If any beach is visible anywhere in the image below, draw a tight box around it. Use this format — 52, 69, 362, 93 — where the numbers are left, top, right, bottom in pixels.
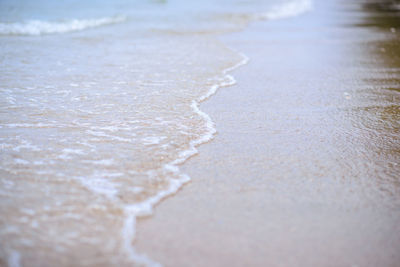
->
0, 0, 399, 266
135, 1, 400, 266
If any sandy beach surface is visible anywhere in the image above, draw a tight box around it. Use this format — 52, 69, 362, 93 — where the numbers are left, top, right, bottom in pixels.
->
1, 0, 399, 266
135, 1, 400, 266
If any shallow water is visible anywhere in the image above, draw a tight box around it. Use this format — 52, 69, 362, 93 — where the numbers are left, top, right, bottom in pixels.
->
0, 0, 313, 266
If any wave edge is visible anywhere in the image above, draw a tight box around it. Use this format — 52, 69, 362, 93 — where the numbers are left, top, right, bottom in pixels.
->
0, 16, 126, 36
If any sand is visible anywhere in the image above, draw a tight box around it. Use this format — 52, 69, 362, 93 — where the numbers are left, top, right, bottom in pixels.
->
134, 1, 400, 266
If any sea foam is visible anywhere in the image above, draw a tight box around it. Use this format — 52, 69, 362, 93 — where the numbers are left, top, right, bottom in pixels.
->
0, 16, 126, 36
257, 0, 313, 20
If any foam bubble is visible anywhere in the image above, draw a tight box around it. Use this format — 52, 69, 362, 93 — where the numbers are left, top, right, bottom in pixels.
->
142, 136, 166, 145
14, 159, 29, 165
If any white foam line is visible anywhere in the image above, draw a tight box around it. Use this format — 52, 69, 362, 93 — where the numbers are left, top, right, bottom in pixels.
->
121, 50, 249, 266
0, 16, 126, 36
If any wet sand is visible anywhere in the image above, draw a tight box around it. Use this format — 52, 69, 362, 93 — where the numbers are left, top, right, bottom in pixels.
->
135, 1, 400, 266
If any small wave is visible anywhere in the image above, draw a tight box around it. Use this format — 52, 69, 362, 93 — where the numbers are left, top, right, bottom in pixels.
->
0, 16, 126, 36
121, 50, 249, 266
257, 0, 312, 20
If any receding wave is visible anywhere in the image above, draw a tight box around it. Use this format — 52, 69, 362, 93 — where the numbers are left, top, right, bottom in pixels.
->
0, 16, 126, 36
257, 0, 312, 20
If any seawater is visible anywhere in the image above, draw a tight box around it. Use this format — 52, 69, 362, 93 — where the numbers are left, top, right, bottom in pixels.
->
0, 0, 312, 266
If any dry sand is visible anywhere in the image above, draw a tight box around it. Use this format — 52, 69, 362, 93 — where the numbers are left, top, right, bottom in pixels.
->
135, 1, 400, 266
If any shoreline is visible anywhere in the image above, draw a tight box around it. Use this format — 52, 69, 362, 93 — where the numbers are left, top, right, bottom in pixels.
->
134, 0, 400, 266
122, 49, 249, 266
